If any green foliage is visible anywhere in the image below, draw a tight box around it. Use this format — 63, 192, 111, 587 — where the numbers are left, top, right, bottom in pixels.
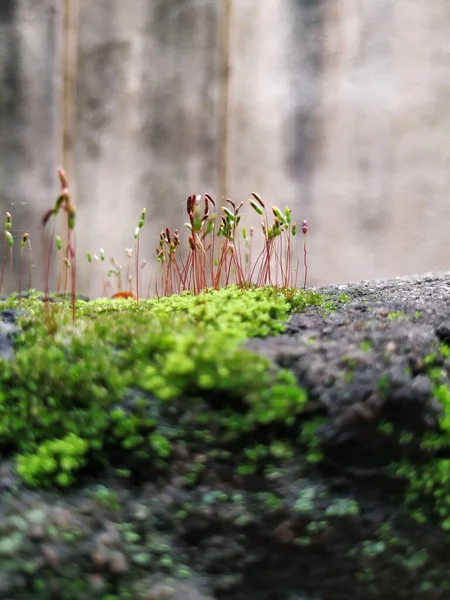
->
324, 498, 360, 518
317, 292, 351, 315
17, 434, 88, 487
88, 485, 121, 511
298, 417, 326, 464
387, 311, 406, 320
391, 343, 450, 529
359, 340, 372, 352
0, 286, 321, 487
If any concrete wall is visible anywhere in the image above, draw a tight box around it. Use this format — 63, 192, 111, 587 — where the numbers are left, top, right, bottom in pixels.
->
2, 0, 450, 296
0, 0, 61, 290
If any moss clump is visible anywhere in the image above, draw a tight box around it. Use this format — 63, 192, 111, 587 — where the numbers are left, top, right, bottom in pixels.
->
386, 311, 407, 320
390, 343, 450, 529
17, 434, 88, 487
0, 285, 321, 487
360, 340, 372, 352
316, 292, 351, 316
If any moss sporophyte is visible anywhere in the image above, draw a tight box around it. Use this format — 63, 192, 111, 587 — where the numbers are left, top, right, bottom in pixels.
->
2, 169, 311, 310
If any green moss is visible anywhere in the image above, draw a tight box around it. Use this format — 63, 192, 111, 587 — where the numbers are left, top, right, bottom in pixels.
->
293, 486, 319, 514
399, 431, 415, 445
360, 540, 386, 556
359, 340, 372, 352
256, 492, 283, 511
88, 485, 121, 512
298, 418, 326, 464
343, 371, 354, 383
377, 374, 390, 399
305, 520, 328, 534
0, 286, 321, 487
319, 292, 351, 315
377, 421, 394, 436
389, 343, 450, 529
387, 311, 406, 320
324, 498, 359, 518
17, 434, 88, 487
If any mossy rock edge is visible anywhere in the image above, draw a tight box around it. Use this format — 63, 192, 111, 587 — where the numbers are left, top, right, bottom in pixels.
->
0, 277, 450, 598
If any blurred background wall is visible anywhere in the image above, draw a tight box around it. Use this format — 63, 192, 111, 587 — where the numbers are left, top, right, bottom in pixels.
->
2, 0, 450, 297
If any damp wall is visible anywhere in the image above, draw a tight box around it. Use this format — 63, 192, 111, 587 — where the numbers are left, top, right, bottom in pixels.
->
2, 0, 450, 296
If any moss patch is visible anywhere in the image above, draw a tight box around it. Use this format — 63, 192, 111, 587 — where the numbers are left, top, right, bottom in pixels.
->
389, 343, 450, 529
0, 286, 321, 487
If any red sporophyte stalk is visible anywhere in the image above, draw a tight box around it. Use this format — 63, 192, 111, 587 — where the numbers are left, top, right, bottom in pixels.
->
18, 233, 29, 300
204, 194, 217, 285
186, 194, 208, 293
154, 193, 308, 295
242, 225, 255, 282
6, 230, 14, 297
0, 212, 12, 296
86, 193, 307, 300
213, 199, 246, 289
26, 234, 34, 294
248, 195, 293, 288
124, 247, 132, 293
42, 167, 77, 324
134, 208, 146, 303
248, 193, 271, 286
301, 219, 308, 290
158, 227, 184, 296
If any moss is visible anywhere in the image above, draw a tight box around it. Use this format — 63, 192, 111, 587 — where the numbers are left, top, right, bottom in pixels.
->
388, 343, 450, 529
0, 286, 322, 487
343, 371, 354, 383
359, 340, 372, 352
377, 421, 394, 436
293, 486, 319, 514
324, 498, 359, 518
377, 374, 390, 399
298, 418, 326, 464
305, 520, 328, 535
88, 485, 121, 512
17, 434, 88, 487
347, 519, 441, 596
319, 292, 351, 315
386, 311, 407, 320
256, 492, 283, 511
